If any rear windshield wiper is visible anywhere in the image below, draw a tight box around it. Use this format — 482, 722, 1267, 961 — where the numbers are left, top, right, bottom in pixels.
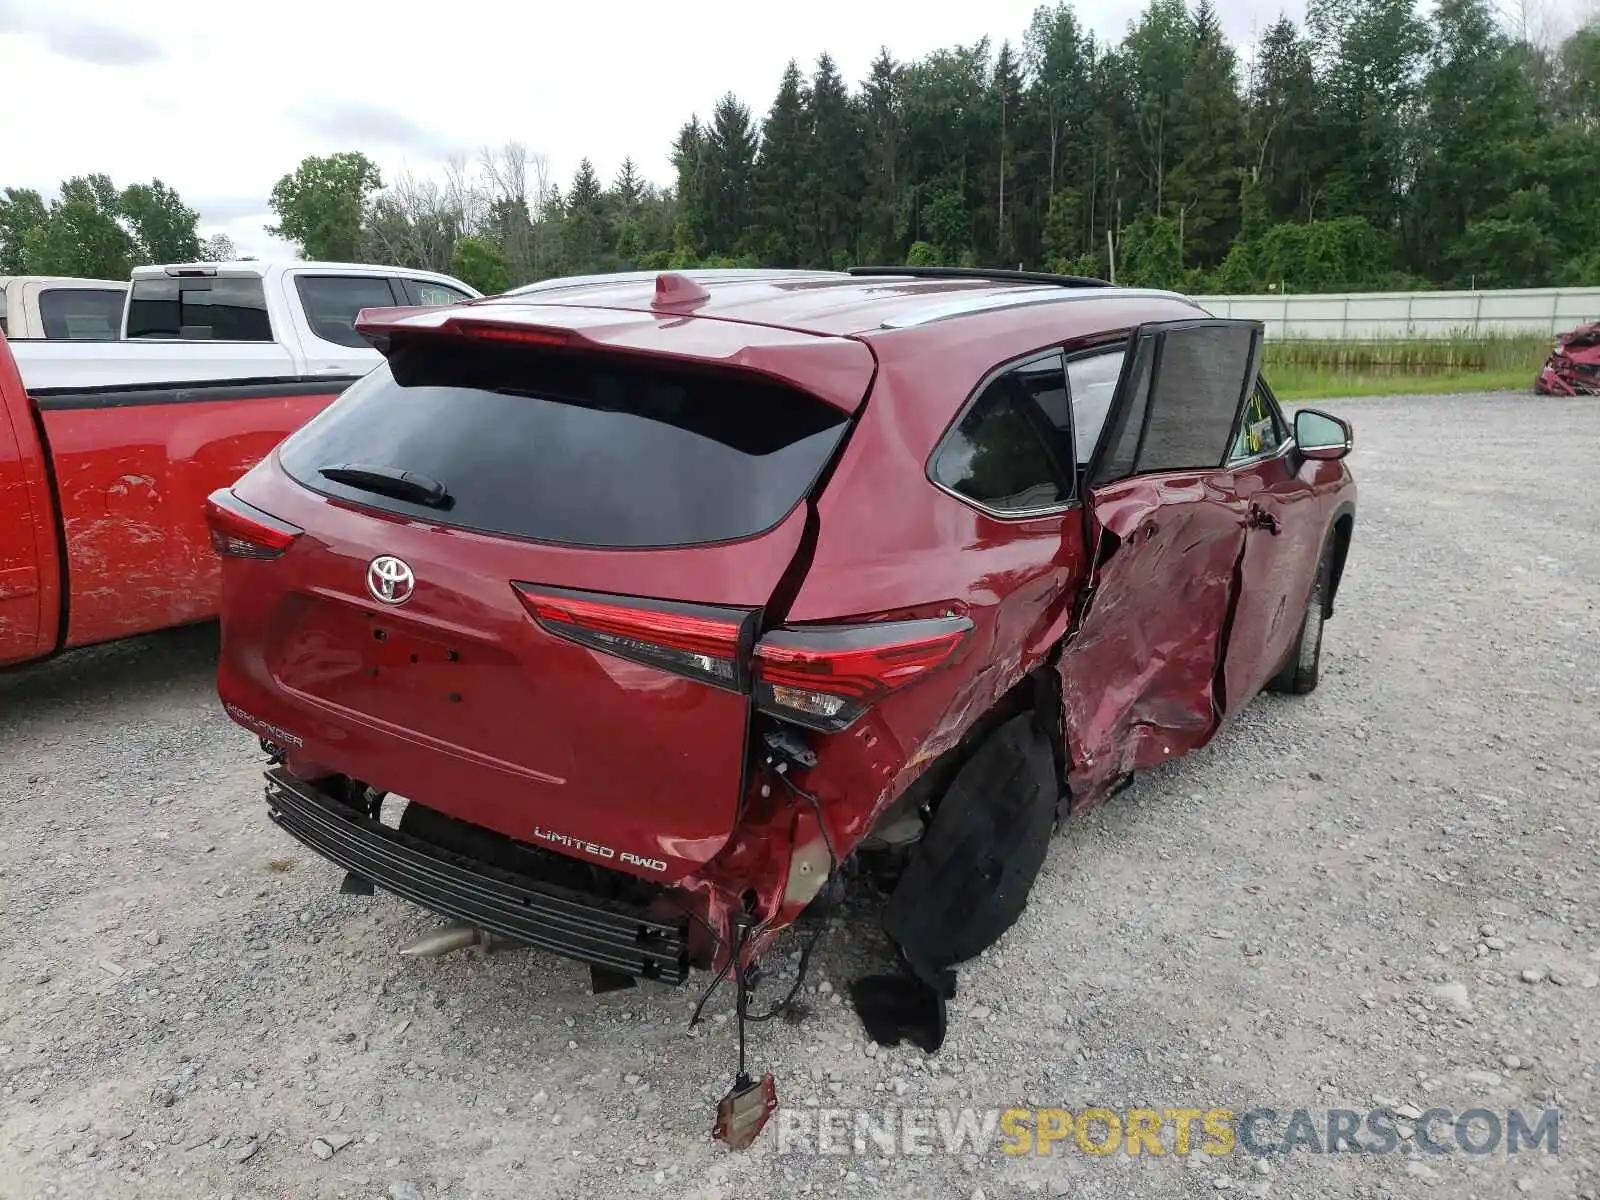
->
318, 463, 454, 509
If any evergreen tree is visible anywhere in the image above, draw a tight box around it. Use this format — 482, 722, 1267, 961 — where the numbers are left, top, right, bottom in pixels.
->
750, 61, 811, 266
803, 53, 865, 267
707, 93, 759, 253
670, 117, 712, 258
1246, 17, 1321, 222
859, 48, 905, 264
1168, 0, 1245, 266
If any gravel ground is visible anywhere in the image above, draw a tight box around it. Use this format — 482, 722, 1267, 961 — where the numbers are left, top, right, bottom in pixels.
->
2, 389, 1597, 1200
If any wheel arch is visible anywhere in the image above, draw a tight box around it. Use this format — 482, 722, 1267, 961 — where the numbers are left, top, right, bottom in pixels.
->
1325, 501, 1356, 619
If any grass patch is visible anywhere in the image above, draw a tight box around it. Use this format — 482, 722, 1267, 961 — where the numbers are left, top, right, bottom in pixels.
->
1262, 334, 1547, 400
1269, 366, 1536, 400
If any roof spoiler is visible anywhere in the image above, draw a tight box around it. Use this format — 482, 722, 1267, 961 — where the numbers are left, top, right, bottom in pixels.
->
351, 302, 877, 415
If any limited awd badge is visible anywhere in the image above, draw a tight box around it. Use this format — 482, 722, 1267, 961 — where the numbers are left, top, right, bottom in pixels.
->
367, 555, 415, 605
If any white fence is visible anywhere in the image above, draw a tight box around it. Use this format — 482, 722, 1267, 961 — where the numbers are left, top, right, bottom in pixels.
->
1190, 286, 1599, 339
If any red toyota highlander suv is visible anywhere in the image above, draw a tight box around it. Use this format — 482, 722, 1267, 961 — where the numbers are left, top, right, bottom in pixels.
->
208, 267, 1354, 1143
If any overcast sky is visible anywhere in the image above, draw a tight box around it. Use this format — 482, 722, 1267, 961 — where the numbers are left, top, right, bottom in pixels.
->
0, 0, 1316, 259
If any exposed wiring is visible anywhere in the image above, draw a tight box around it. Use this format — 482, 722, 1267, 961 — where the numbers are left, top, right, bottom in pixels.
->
689, 759, 842, 1027
742, 768, 840, 1023
689, 947, 736, 1026
744, 922, 825, 1023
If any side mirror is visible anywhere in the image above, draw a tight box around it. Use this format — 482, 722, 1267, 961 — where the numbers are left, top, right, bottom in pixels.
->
1295, 409, 1353, 461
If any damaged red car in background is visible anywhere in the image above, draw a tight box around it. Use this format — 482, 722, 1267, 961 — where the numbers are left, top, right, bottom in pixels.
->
206, 267, 1357, 1147
1536, 322, 1600, 395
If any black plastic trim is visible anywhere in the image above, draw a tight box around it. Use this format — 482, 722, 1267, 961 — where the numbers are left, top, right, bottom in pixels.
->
848, 266, 1112, 289
264, 769, 690, 984
30, 375, 363, 411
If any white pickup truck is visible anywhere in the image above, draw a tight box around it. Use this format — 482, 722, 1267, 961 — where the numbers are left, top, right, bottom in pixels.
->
10, 260, 480, 392
0, 276, 128, 341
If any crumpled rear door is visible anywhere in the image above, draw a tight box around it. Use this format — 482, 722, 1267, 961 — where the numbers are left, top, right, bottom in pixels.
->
1057, 318, 1265, 808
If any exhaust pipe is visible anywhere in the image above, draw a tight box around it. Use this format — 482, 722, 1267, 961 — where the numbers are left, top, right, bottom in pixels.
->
398, 922, 495, 958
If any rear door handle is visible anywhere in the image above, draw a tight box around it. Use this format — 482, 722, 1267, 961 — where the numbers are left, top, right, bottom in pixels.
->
1247, 505, 1282, 535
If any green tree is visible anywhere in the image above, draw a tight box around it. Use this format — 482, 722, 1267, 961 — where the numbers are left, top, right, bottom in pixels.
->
22, 176, 134, 279
803, 53, 865, 267
1304, 0, 1429, 231
1245, 16, 1321, 222
564, 157, 613, 272
1168, 0, 1245, 266
859, 48, 906, 264
199, 233, 238, 261
670, 117, 712, 259
612, 156, 645, 217
0, 187, 48, 274
1410, 0, 1541, 278
706, 93, 759, 254
120, 179, 201, 264
267, 152, 383, 260
750, 61, 811, 266
1118, 214, 1182, 287
450, 235, 510, 294
1122, 0, 1192, 217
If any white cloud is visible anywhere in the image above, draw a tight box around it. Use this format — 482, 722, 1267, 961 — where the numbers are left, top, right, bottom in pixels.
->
2, 0, 1307, 259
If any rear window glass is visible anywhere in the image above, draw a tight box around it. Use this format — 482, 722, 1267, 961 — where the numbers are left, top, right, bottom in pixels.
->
126, 276, 272, 340
39, 287, 124, 339
296, 275, 401, 348
277, 339, 850, 549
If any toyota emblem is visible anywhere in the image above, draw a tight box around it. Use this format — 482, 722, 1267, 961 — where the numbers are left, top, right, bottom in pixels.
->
367, 556, 415, 605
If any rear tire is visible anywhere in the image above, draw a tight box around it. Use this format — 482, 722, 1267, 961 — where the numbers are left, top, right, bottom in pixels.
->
879, 711, 1058, 986
1267, 542, 1331, 695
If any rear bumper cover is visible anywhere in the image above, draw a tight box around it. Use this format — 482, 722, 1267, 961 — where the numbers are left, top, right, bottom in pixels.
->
264, 768, 690, 984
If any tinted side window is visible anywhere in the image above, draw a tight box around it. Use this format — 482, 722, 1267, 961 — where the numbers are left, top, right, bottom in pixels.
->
0, 290, 8, 336
1093, 338, 1154, 485
1137, 326, 1256, 472
1066, 349, 1125, 464
409, 279, 472, 306
931, 362, 1070, 513
296, 276, 402, 348
126, 277, 271, 341
39, 288, 124, 340
1092, 324, 1258, 484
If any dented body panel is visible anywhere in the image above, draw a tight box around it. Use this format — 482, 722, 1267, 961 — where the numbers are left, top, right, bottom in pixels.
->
1536, 323, 1600, 395
1057, 471, 1244, 805
0, 329, 352, 669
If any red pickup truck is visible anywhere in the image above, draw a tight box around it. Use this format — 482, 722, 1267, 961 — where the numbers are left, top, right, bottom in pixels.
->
0, 330, 354, 669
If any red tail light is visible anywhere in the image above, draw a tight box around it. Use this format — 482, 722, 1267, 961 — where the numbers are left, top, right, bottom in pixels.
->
514, 584, 757, 692
204, 489, 302, 560
753, 616, 973, 732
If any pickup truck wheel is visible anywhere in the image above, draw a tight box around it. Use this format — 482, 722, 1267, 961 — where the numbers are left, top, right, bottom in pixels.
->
1267, 542, 1332, 696
878, 710, 1058, 984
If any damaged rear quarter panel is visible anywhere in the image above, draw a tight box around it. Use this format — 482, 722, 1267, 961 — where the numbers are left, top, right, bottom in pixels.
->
779, 358, 1090, 860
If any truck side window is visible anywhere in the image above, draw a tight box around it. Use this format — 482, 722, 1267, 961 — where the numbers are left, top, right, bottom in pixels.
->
409, 279, 472, 306
296, 276, 405, 348
39, 288, 124, 340
127, 277, 272, 341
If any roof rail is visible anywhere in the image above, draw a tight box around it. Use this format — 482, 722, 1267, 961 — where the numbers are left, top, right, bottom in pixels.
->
847, 265, 1112, 289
